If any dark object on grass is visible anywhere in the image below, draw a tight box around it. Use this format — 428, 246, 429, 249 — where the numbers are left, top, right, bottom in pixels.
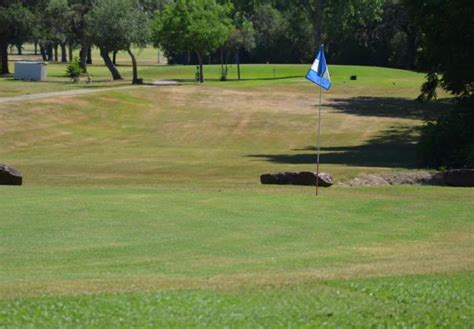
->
260, 171, 332, 187
443, 169, 474, 187
0, 164, 22, 186
350, 75, 357, 80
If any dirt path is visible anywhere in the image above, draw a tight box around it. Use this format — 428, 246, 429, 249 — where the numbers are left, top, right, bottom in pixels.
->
0, 85, 150, 104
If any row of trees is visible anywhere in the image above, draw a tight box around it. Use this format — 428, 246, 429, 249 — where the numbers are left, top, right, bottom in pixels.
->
0, 0, 472, 96
0, 0, 426, 80
0, 0, 159, 83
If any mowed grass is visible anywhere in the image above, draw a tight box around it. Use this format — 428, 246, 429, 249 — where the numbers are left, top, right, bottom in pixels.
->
1, 272, 472, 327
0, 62, 472, 327
0, 187, 473, 327
1, 44, 436, 97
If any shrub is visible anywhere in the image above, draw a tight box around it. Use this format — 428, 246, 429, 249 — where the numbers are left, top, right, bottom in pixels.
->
418, 104, 474, 169
66, 57, 82, 82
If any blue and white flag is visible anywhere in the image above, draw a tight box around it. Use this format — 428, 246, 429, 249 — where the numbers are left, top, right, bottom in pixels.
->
306, 45, 331, 90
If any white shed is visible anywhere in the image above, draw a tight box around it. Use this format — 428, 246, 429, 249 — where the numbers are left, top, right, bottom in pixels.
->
14, 61, 48, 81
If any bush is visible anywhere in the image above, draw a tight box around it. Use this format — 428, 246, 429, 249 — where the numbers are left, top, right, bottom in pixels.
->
66, 57, 82, 82
418, 104, 474, 169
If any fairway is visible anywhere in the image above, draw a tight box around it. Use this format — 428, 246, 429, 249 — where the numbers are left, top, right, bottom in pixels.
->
0, 64, 472, 327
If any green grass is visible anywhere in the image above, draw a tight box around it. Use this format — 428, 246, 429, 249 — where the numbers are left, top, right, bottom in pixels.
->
0, 60, 471, 327
1, 272, 472, 328
2, 44, 437, 97
1, 186, 472, 327
1, 186, 471, 285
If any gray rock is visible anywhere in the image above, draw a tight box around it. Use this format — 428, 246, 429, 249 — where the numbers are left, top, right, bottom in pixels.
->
444, 169, 474, 187
0, 164, 22, 186
260, 171, 332, 187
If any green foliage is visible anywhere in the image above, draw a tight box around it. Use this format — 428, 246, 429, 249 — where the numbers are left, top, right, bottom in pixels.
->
41, 0, 72, 46
86, 0, 149, 52
66, 57, 82, 82
249, 3, 287, 62
226, 17, 256, 53
417, 71, 439, 102
419, 106, 474, 168
405, 0, 474, 98
152, 0, 234, 80
0, 1, 35, 44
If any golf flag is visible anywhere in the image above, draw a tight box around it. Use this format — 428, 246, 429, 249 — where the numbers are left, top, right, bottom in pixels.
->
306, 45, 331, 90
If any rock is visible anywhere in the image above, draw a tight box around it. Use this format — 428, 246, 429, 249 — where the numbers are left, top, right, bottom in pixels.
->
382, 171, 439, 185
443, 169, 474, 187
260, 171, 333, 187
0, 164, 22, 186
260, 173, 280, 185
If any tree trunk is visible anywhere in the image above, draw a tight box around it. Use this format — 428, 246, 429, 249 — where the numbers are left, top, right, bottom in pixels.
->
310, 0, 324, 50
196, 52, 204, 83
68, 43, 73, 62
113, 50, 117, 65
236, 51, 241, 80
61, 44, 67, 62
406, 25, 418, 70
220, 48, 225, 80
0, 43, 9, 75
34, 43, 38, 55
16, 44, 22, 55
127, 48, 139, 84
79, 46, 87, 72
47, 45, 53, 62
54, 45, 58, 62
40, 45, 47, 61
86, 47, 92, 64
100, 48, 122, 80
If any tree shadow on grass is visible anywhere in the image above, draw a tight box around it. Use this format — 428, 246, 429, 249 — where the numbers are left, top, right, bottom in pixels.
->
248, 126, 421, 168
329, 96, 452, 121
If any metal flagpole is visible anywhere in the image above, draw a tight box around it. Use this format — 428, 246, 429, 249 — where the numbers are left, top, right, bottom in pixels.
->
316, 85, 322, 196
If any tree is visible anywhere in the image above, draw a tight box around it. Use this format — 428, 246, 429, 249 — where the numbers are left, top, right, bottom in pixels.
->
39, 0, 73, 63
69, 0, 94, 72
86, 0, 149, 83
404, 0, 474, 99
226, 17, 255, 80
0, 1, 34, 74
153, 0, 233, 83
298, 0, 384, 53
248, 3, 287, 63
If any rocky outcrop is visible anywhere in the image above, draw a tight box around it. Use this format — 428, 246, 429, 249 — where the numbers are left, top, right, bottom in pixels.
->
0, 164, 22, 186
338, 169, 474, 187
260, 171, 333, 187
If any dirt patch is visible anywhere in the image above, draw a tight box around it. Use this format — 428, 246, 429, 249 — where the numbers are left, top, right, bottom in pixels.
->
338, 170, 445, 187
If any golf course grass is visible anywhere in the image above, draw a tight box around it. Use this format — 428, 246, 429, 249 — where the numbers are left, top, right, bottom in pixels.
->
0, 59, 472, 327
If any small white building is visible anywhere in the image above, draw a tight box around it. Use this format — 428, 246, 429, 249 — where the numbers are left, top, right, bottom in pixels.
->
14, 61, 48, 81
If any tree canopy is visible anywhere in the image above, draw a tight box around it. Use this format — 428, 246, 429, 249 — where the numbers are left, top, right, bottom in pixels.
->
152, 0, 233, 82
86, 0, 149, 81
405, 0, 473, 99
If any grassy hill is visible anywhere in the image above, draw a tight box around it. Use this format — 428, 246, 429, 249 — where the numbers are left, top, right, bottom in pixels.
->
0, 64, 472, 327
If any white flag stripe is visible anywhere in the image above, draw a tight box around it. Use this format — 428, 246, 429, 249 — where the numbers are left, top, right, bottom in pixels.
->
311, 58, 320, 72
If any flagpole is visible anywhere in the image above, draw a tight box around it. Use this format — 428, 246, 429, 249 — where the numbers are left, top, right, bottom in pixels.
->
316, 85, 322, 196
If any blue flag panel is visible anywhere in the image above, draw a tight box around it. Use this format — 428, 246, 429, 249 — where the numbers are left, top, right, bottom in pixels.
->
306, 45, 331, 90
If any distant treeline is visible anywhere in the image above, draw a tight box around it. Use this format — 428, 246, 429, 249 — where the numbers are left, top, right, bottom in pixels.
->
168, 0, 421, 70
0, 0, 472, 98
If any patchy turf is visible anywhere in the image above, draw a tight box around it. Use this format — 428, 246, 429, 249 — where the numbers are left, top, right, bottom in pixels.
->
0, 62, 471, 326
